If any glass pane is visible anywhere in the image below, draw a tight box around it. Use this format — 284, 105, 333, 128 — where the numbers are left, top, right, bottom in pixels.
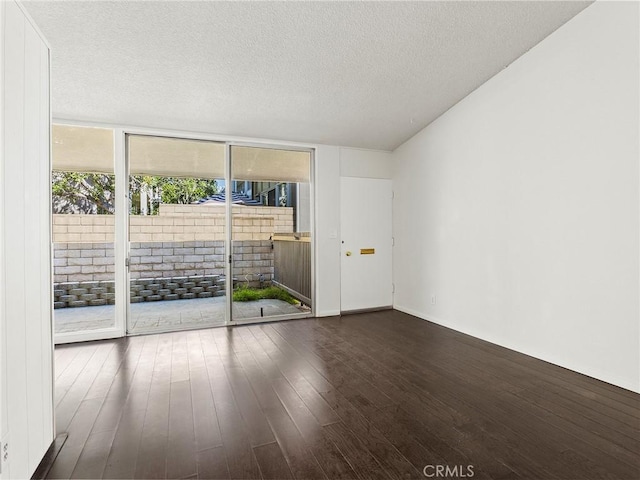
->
126, 135, 227, 334
128, 134, 225, 178
230, 146, 312, 322
231, 146, 310, 183
52, 125, 114, 173
52, 126, 116, 335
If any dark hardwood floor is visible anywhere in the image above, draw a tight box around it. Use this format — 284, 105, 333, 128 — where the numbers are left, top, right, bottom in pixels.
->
49, 310, 640, 479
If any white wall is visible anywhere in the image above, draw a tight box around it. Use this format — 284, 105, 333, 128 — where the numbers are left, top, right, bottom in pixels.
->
0, 1, 54, 478
313, 146, 393, 316
340, 147, 392, 179
392, 1, 639, 392
315, 145, 342, 316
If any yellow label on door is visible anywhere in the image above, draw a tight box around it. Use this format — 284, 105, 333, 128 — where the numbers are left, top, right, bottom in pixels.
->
360, 248, 375, 255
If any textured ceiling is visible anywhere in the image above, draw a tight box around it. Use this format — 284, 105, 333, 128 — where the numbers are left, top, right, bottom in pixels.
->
24, 1, 591, 151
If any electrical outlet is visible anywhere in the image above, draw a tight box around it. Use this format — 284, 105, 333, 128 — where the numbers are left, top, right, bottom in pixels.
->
430, 295, 436, 305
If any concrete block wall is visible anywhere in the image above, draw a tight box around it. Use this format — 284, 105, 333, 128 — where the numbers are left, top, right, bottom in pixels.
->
53, 242, 115, 283
53, 240, 274, 308
53, 275, 229, 309
51, 204, 292, 309
54, 280, 116, 308
129, 241, 227, 279
54, 240, 274, 282
52, 204, 294, 243
52, 214, 115, 243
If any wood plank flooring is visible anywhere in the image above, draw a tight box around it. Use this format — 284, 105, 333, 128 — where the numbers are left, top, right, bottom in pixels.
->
49, 311, 640, 479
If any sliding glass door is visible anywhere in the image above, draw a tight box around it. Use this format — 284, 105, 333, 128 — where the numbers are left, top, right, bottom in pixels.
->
126, 134, 227, 334
53, 126, 315, 341
229, 145, 313, 323
124, 140, 313, 331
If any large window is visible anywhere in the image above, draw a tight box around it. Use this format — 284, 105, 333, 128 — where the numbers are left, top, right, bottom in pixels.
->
230, 145, 313, 322
52, 125, 116, 335
51, 126, 315, 341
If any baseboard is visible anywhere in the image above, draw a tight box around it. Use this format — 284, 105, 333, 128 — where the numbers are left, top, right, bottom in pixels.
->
393, 304, 640, 394
340, 305, 393, 315
31, 434, 67, 480
315, 309, 341, 317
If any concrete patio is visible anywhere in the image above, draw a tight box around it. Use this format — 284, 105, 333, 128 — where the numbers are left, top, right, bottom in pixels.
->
54, 296, 307, 334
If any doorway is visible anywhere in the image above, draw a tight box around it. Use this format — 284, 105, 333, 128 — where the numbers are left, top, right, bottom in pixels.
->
340, 177, 393, 312
125, 134, 227, 334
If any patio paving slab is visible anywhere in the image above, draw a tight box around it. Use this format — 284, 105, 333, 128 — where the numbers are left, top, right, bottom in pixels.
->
54, 296, 305, 334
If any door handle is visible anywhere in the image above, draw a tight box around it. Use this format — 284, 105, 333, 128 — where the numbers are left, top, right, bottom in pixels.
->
345, 251, 352, 256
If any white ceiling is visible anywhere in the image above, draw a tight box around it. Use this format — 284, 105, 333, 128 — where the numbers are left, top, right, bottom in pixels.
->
24, 1, 591, 151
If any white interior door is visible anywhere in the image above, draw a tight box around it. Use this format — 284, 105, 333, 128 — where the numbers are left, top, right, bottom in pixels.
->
340, 177, 393, 312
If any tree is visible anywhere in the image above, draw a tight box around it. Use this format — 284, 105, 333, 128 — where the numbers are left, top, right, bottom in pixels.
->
129, 176, 218, 214
51, 172, 218, 215
52, 172, 115, 214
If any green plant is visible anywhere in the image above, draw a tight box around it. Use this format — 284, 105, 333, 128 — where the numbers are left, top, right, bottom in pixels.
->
129, 175, 218, 214
233, 286, 262, 302
52, 171, 218, 215
52, 172, 116, 214
232, 285, 298, 305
